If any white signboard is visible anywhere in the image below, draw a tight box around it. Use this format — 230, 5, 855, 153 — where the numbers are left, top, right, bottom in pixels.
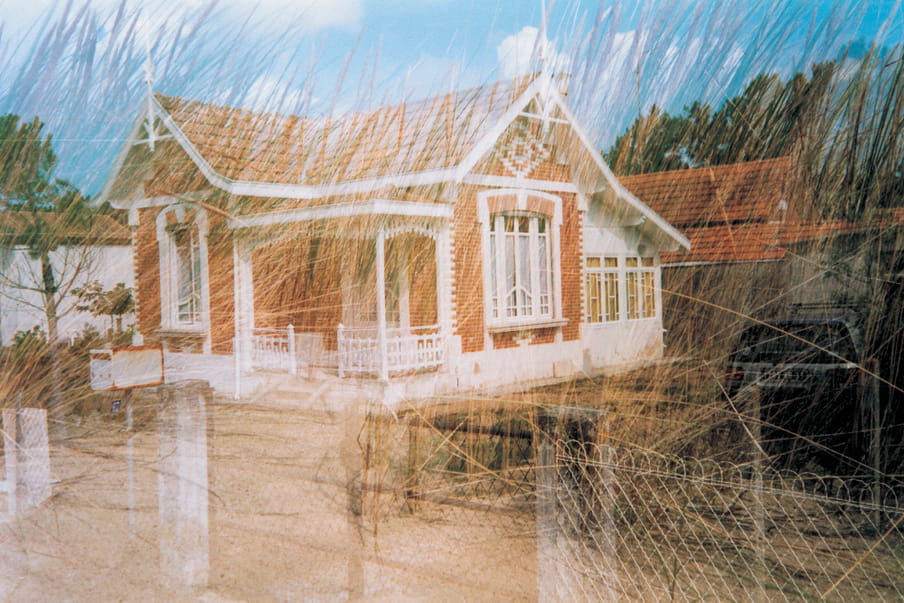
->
89, 347, 163, 390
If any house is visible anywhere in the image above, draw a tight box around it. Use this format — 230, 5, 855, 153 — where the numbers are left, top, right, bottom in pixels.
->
97, 73, 689, 403
619, 157, 867, 355
0, 211, 133, 345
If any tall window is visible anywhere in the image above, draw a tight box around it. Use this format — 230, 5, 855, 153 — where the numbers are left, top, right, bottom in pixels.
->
157, 205, 208, 332
626, 256, 656, 320
171, 223, 202, 325
585, 256, 619, 323
488, 213, 553, 321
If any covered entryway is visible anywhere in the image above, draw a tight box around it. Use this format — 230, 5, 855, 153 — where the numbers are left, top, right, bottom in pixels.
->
231, 205, 451, 383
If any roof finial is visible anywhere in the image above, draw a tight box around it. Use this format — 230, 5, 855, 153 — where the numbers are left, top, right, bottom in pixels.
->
538, 0, 548, 72
144, 45, 156, 152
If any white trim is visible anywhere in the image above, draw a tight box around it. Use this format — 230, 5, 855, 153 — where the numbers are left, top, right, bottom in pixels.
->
95, 105, 156, 208
539, 80, 690, 252
383, 224, 438, 241
228, 199, 452, 229
517, 111, 570, 125
155, 203, 212, 353
102, 76, 688, 256
477, 189, 563, 334
487, 318, 567, 334
662, 258, 783, 268
453, 80, 543, 181
461, 173, 578, 193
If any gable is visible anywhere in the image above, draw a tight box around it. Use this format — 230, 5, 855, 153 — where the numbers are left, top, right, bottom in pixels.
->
98, 73, 689, 253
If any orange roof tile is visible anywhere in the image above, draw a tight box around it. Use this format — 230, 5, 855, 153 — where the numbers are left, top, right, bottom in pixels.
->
0, 211, 130, 246
662, 220, 861, 264
156, 76, 534, 187
620, 156, 793, 228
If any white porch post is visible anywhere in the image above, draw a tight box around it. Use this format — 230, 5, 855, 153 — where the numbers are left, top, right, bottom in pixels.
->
436, 222, 453, 360
375, 228, 389, 382
232, 236, 255, 376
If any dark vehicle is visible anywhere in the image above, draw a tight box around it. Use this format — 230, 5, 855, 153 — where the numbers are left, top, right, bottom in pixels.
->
724, 314, 866, 470
725, 317, 862, 396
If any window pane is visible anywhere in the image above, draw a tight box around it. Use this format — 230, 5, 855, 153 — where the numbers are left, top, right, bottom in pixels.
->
586, 256, 601, 268
642, 272, 656, 318
489, 232, 498, 318
538, 233, 549, 315
505, 232, 516, 316
605, 271, 619, 321
518, 232, 532, 315
626, 257, 638, 267
586, 273, 601, 322
626, 272, 639, 319
604, 257, 618, 268
642, 257, 655, 267
175, 225, 201, 324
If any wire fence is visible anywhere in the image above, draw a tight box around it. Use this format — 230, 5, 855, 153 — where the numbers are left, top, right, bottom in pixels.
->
544, 442, 904, 601
363, 404, 903, 601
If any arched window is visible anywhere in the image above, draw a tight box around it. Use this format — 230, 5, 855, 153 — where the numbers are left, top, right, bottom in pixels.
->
479, 189, 563, 330
488, 212, 553, 320
156, 204, 209, 332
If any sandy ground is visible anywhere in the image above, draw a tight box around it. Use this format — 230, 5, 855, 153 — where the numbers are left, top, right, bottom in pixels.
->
0, 397, 537, 601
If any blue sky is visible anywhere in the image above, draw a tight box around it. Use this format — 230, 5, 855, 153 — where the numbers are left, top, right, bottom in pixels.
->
0, 0, 901, 194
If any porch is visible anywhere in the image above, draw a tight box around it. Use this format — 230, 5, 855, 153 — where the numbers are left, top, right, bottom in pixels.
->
245, 323, 446, 379
231, 207, 453, 390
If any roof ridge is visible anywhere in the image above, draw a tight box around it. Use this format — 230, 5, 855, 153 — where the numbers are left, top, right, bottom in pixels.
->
155, 74, 537, 127
619, 155, 792, 183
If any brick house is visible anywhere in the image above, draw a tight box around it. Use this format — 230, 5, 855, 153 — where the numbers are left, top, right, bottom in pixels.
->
98, 73, 689, 403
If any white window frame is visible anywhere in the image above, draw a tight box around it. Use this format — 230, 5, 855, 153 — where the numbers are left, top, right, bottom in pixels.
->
584, 256, 620, 323
624, 255, 658, 321
583, 253, 660, 323
478, 189, 564, 332
156, 204, 211, 341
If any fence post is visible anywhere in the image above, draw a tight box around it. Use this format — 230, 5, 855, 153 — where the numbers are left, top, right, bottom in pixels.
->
287, 324, 296, 375
158, 381, 210, 587
535, 410, 558, 602
862, 358, 882, 527
405, 416, 421, 508
749, 386, 767, 602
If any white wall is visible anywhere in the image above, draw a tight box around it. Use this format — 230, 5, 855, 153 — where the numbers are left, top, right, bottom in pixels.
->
0, 244, 135, 345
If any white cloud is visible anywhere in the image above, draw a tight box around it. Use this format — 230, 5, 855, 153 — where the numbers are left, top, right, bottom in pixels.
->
496, 25, 569, 79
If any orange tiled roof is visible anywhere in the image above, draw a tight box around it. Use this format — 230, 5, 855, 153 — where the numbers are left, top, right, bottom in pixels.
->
620, 156, 793, 228
156, 76, 534, 186
662, 220, 861, 264
0, 211, 130, 246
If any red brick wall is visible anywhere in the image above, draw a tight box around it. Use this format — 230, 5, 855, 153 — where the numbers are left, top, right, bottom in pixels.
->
133, 205, 234, 354
206, 215, 235, 354
452, 166, 584, 352
134, 207, 162, 347
451, 185, 486, 353
558, 190, 582, 343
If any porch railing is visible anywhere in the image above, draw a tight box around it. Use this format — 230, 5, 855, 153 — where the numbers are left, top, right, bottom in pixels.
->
337, 324, 445, 378
249, 325, 296, 375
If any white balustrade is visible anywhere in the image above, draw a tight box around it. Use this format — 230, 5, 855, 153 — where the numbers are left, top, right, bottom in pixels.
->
249, 325, 296, 374
338, 324, 445, 378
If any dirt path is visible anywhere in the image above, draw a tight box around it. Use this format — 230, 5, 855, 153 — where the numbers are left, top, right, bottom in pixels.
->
0, 399, 536, 601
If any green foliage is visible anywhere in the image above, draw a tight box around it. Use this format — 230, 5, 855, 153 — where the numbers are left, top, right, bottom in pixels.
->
605, 63, 836, 176
0, 113, 97, 342
11, 326, 49, 359
0, 114, 56, 202
73, 281, 135, 332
